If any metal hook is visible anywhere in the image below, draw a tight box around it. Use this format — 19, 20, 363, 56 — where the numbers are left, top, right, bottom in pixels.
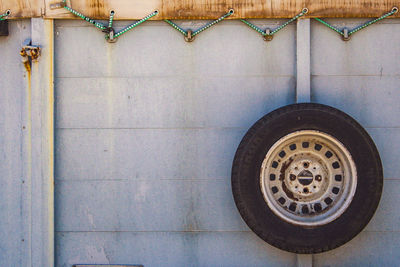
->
184, 30, 195, 42
342, 28, 350, 41
263, 28, 273, 41
106, 28, 117, 43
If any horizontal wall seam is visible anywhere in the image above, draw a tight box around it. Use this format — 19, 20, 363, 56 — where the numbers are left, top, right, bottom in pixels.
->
311, 74, 400, 77
55, 127, 248, 130
54, 230, 400, 233
54, 75, 295, 79
55, 230, 255, 233
55, 127, 400, 130
54, 178, 400, 182
365, 127, 400, 129
54, 178, 229, 182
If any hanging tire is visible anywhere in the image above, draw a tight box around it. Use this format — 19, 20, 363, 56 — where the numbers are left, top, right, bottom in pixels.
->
231, 103, 383, 254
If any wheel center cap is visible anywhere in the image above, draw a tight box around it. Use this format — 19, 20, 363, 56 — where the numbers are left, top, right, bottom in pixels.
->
298, 170, 313, 185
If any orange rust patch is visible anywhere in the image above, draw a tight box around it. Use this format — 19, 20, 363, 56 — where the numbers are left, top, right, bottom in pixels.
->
23, 61, 31, 73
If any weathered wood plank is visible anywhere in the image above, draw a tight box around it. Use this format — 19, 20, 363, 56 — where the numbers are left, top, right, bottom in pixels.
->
46, 0, 400, 19
0, 0, 42, 18
1, 0, 399, 19
44, 0, 161, 20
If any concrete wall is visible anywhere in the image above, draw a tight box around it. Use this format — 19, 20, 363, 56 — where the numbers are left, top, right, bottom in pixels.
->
0, 20, 31, 266
54, 19, 297, 267
1, 17, 400, 266
311, 18, 400, 266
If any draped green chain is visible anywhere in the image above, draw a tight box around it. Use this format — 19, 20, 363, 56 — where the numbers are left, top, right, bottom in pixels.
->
192, 9, 234, 36
113, 11, 158, 39
61, 0, 157, 41
0, 10, 11, 21
313, 18, 344, 35
240, 8, 308, 39
62, 0, 106, 30
164, 20, 188, 36
269, 8, 308, 35
164, 9, 234, 40
108, 10, 115, 29
29, 2, 398, 43
315, 7, 398, 38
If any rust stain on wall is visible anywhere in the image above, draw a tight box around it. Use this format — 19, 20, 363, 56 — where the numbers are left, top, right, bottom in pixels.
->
23, 61, 31, 73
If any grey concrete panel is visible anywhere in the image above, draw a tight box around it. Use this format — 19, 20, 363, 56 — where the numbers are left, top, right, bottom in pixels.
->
367, 128, 400, 179
55, 179, 247, 232
55, 128, 246, 181
314, 231, 400, 267
55, 127, 400, 182
55, 76, 295, 129
0, 20, 31, 266
191, 23, 295, 77
55, 174, 400, 234
365, 180, 400, 232
53, 18, 400, 266
311, 76, 400, 128
55, 231, 296, 267
311, 19, 400, 76
54, 21, 295, 78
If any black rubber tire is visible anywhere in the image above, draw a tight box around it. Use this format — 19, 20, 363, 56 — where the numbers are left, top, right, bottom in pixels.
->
231, 103, 383, 254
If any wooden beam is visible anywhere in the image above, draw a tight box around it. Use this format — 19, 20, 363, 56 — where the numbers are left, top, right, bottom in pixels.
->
44, 0, 161, 20
0, 0, 42, 18
1, 0, 399, 20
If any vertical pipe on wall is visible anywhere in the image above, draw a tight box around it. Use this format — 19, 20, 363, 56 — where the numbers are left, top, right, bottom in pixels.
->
30, 18, 54, 267
296, 17, 312, 267
296, 18, 311, 103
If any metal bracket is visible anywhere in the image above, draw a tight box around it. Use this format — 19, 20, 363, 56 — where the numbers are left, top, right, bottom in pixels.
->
106, 28, 117, 43
20, 39, 41, 65
342, 28, 350, 41
21, 45, 41, 61
184, 30, 195, 42
263, 28, 274, 41
50, 2, 66, 10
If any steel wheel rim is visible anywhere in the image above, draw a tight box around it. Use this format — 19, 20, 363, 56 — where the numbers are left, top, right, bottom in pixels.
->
260, 130, 357, 226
